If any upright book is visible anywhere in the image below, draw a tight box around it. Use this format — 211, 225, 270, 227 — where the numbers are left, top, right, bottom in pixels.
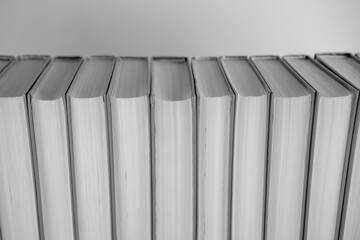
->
107, 57, 151, 240
192, 57, 235, 240
315, 53, 360, 240
251, 56, 314, 240
220, 56, 269, 240
67, 56, 115, 240
284, 55, 357, 240
151, 57, 196, 240
0, 55, 49, 240
28, 56, 83, 240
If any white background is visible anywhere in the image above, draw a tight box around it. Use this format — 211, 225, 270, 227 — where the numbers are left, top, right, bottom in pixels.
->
0, 0, 359, 57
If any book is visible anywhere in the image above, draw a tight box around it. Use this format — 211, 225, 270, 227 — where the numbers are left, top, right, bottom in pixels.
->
251, 56, 314, 240
314, 53, 360, 240
0, 56, 14, 72
191, 57, 235, 240
107, 57, 151, 240
220, 56, 269, 240
284, 55, 357, 240
0, 55, 49, 240
28, 56, 83, 240
356, 53, 360, 59
2, 53, 360, 240
151, 57, 196, 240
67, 56, 115, 240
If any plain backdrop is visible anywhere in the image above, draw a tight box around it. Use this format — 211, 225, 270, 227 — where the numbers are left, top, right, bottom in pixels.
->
0, 0, 359, 57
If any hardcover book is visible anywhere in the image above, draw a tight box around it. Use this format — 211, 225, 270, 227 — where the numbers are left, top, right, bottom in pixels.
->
0, 55, 49, 240
67, 56, 115, 240
220, 56, 269, 240
315, 53, 360, 240
284, 55, 357, 240
251, 56, 314, 240
192, 57, 235, 240
28, 56, 83, 240
107, 57, 151, 240
151, 57, 196, 240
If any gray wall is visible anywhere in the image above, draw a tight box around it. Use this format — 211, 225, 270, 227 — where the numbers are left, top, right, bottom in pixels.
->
0, 0, 359, 56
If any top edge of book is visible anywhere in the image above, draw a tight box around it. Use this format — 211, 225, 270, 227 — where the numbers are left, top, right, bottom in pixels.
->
0, 56, 50, 98
152, 56, 188, 62
315, 52, 353, 59
0, 55, 14, 61
86, 55, 116, 60
118, 56, 148, 60
53, 56, 83, 60
193, 56, 220, 60
192, 57, 234, 98
0, 56, 15, 74
220, 56, 270, 97
249, 55, 280, 61
151, 57, 195, 101
67, 57, 115, 98
250, 55, 314, 98
108, 57, 150, 98
18, 55, 51, 60
283, 55, 312, 60
29, 57, 83, 101
219, 56, 248, 61
284, 55, 357, 98
315, 53, 360, 91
